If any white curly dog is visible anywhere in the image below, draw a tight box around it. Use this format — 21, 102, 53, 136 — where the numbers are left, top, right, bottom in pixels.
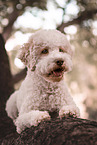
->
6, 30, 80, 133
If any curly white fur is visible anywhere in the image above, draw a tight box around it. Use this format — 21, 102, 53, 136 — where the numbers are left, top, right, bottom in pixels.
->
6, 30, 80, 133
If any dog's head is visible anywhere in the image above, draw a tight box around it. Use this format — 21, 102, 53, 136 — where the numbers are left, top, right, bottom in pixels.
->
18, 30, 73, 82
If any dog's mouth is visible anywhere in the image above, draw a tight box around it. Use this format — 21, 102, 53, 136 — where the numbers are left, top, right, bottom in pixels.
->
48, 67, 66, 77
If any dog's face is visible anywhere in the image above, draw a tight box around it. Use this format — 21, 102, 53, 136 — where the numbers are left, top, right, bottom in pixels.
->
18, 30, 73, 82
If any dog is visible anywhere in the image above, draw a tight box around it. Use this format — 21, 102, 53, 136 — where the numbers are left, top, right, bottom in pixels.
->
6, 29, 80, 133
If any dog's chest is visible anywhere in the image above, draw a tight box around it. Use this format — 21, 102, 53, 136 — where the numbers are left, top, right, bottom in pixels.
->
20, 74, 64, 112
32, 85, 62, 112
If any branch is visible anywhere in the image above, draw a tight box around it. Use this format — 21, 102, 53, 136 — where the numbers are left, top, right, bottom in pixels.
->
57, 9, 97, 32
1, 117, 97, 144
2, 8, 20, 41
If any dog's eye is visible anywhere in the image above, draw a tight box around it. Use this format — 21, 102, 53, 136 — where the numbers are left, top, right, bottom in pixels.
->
59, 48, 64, 53
41, 49, 48, 54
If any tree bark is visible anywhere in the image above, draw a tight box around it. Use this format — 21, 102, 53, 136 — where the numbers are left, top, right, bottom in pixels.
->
0, 117, 97, 145
0, 34, 16, 139
0, 34, 14, 116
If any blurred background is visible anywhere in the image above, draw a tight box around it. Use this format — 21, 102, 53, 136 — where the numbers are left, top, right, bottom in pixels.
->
0, 0, 97, 120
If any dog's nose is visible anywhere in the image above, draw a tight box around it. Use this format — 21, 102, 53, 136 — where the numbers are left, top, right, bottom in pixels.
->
56, 60, 64, 66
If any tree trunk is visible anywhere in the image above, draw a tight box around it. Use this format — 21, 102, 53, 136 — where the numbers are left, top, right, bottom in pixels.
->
0, 34, 14, 116
0, 34, 16, 139
0, 117, 97, 145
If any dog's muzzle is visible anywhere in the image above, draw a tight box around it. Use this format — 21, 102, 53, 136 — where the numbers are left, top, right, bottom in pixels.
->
47, 59, 67, 78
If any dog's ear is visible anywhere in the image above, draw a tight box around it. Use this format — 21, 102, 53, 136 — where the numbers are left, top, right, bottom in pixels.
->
17, 42, 36, 71
18, 43, 30, 65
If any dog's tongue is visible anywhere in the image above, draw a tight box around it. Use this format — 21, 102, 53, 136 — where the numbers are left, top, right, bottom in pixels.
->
53, 70, 62, 77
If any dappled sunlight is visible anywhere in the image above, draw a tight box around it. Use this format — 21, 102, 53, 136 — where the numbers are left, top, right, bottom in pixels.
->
5, 32, 31, 51
64, 25, 77, 35
65, 1, 79, 15
14, 58, 25, 69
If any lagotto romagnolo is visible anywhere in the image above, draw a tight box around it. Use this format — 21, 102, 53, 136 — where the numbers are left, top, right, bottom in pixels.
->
6, 30, 80, 133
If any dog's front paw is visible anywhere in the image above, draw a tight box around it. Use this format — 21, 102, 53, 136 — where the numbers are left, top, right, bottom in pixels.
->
32, 110, 51, 126
59, 105, 80, 119
15, 110, 51, 133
